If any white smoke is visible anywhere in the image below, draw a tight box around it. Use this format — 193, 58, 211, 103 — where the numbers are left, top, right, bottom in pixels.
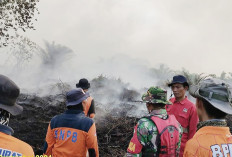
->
0, 41, 176, 117
1, 41, 166, 93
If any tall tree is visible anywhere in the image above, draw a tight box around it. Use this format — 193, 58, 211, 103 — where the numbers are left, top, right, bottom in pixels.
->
0, 0, 39, 47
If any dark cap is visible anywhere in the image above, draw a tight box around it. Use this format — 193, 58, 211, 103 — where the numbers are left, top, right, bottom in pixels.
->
76, 78, 90, 90
66, 88, 89, 106
189, 78, 232, 114
168, 75, 189, 87
0, 74, 23, 116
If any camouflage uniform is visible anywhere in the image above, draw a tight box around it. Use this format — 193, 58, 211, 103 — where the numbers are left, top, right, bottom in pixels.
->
127, 87, 183, 157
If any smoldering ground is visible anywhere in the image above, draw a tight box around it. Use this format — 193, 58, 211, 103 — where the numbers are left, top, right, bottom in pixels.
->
0, 41, 173, 156
1, 0, 232, 156
1, 41, 232, 156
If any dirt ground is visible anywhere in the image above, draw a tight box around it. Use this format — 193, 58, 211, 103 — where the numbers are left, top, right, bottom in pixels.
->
10, 93, 138, 156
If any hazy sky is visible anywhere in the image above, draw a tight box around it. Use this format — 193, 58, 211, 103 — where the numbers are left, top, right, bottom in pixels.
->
1, 0, 232, 77
21, 0, 232, 75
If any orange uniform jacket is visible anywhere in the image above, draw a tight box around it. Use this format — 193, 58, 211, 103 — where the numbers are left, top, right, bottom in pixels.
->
43, 109, 99, 157
84, 96, 95, 118
0, 124, 34, 157
184, 126, 232, 157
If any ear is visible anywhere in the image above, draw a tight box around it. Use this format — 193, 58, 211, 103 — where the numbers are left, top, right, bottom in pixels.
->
196, 98, 203, 109
146, 103, 152, 113
184, 86, 189, 91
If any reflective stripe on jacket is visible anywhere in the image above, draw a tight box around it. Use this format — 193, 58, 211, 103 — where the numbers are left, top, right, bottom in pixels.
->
43, 109, 99, 157
0, 124, 34, 157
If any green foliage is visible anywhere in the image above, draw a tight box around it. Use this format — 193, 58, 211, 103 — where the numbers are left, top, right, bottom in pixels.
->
218, 71, 232, 82
8, 34, 38, 66
150, 64, 175, 87
180, 69, 216, 85
151, 66, 220, 87
40, 41, 73, 68
0, 0, 39, 47
91, 75, 126, 88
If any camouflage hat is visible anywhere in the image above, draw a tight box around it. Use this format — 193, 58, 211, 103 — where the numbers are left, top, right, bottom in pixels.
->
189, 78, 232, 114
142, 86, 172, 105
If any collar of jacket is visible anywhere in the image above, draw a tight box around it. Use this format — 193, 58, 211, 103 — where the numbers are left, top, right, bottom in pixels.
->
0, 124, 14, 135
149, 109, 168, 119
173, 96, 188, 104
196, 125, 230, 134
197, 119, 227, 131
65, 109, 84, 115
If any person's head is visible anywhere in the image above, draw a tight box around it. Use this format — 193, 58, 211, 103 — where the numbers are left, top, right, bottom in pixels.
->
189, 78, 232, 121
66, 88, 89, 111
168, 75, 189, 100
142, 86, 172, 113
0, 75, 23, 126
76, 78, 90, 92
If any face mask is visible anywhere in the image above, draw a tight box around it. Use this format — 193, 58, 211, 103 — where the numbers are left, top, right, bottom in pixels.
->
0, 109, 10, 126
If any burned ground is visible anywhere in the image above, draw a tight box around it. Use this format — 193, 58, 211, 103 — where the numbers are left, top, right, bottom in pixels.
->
10, 92, 139, 157
10, 93, 232, 157
9, 93, 232, 156
8, 77, 232, 156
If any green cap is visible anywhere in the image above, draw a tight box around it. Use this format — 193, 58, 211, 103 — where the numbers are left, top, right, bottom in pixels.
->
189, 78, 232, 114
142, 86, 172, 105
